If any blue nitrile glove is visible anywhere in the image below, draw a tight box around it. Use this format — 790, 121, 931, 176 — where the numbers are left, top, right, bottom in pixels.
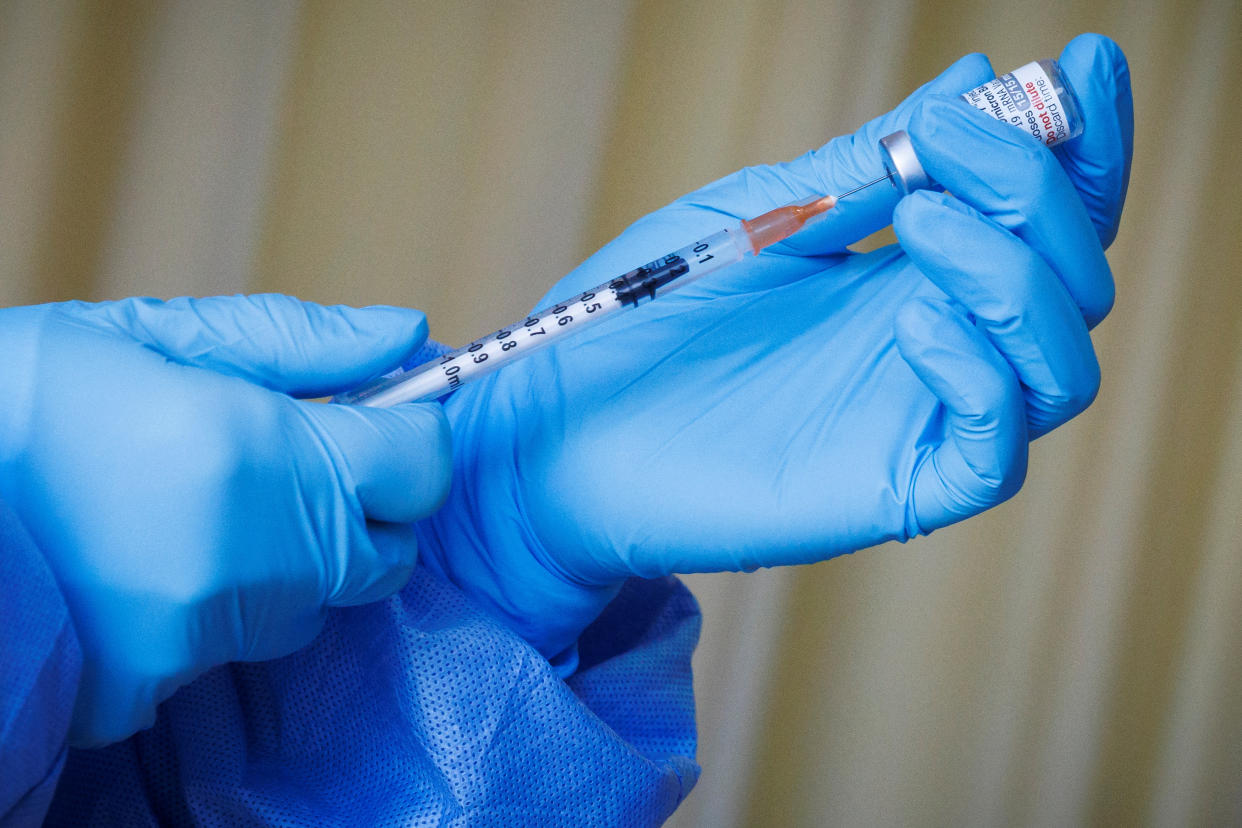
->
416, 33, 1133, 665
0, 295, 451, 747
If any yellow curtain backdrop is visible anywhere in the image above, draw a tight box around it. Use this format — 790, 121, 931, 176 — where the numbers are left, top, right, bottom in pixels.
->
3, 1, 1240, 825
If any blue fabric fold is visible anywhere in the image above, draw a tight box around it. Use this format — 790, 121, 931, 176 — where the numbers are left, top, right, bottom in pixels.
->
0, 497, 81, 828
47, 566, 701, 827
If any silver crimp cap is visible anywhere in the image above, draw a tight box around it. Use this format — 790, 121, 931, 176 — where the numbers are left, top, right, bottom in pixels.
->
878, 130, 932, 196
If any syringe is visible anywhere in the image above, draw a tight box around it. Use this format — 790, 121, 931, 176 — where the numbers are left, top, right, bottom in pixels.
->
339, 57, 1088, 409
336, 193, 837, 408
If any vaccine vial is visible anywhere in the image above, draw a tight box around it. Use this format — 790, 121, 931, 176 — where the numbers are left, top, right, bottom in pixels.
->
878, 59, 1085, 195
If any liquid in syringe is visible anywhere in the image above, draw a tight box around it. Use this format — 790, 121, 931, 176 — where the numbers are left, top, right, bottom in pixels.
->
336, 194, 837, 408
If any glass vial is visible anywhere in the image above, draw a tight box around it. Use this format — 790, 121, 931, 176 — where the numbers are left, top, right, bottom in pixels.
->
878, 59, 1085, 195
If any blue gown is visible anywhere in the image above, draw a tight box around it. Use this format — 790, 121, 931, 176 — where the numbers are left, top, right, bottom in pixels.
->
0, 495, 701, 826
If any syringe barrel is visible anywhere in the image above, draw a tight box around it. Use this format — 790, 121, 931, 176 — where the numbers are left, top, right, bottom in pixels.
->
336, 228, 749, 407
879, 58, 1085, 196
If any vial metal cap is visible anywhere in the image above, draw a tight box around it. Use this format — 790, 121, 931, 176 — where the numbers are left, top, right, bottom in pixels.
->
878, 130, 931, 196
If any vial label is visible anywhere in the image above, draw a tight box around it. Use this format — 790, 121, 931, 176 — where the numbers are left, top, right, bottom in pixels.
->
960, 61, 1073, 147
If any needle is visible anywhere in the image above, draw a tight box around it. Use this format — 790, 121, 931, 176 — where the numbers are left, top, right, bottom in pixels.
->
834, 173, 895, 200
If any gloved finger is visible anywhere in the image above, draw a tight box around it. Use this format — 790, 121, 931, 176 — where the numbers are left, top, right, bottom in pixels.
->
68, 295, 428, 397
295, 399, 452, 524
327, 521, 420, 607
291, 400, 448, 607
895, 296, 1027, 534
908, 95, 1115, 328
894, 191, 1100, 438
1052, 33, 1134, 249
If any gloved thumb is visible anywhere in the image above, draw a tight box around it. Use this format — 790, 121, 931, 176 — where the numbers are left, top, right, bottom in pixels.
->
531, 53, 997, 303
291, 399, 453, 607
652, 52, 997, 259
66, 294, 428, 397
766, 52, 995, 256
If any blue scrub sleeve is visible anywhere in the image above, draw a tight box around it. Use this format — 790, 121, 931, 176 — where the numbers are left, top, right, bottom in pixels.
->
0, 497, 83, 828
47, 566, 701, 827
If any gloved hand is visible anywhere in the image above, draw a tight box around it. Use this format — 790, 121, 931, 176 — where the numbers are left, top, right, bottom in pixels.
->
0, 295, 451, 747
415, 33, 1133, 665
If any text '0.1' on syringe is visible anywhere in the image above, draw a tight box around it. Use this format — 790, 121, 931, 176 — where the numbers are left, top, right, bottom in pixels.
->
335, 194, 837, 408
